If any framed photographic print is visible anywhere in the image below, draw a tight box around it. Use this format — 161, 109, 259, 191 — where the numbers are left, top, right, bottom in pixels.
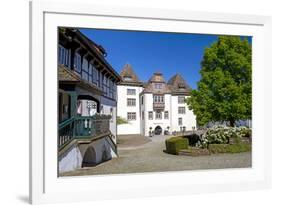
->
30, 0, 271, 204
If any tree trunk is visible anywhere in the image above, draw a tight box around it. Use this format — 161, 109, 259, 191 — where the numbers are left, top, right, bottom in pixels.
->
229, 120, 235, 127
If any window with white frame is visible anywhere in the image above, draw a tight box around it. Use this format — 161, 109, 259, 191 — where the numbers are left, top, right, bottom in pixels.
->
127, 98, 136, 106
178, 117, 183, 125
164, 111, 169, 119
142, 111, 144, 120
127, 112, 136, 120
124, 76, 132, 81
178, 96, 186, 104
148, 111, 153, 120
154, 83, 163, 89
127, 88, 136, 95
141, 96, 144, 105
178, 107, 186, 114
155, 111, 162, 119
153, 95, 164, 103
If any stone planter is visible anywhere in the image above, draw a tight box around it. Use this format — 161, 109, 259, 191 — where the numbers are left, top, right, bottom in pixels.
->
178, 148, 210, 156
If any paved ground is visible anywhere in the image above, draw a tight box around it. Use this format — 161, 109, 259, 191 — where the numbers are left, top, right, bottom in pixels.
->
61, 134, 252, 176
117, 134, 152, 149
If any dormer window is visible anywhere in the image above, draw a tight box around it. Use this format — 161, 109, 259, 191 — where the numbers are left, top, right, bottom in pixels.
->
178, 83, 186, 89
154, 83, 162, 89
124, 75, 132, 81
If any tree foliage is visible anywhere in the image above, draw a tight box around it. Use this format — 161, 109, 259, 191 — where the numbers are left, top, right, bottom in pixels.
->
187, 36, 252, 126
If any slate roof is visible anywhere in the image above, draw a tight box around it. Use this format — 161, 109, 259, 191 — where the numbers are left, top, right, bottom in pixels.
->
119, 64, 144, 86
118, 64, 192, 95
148, 72, 166, 83
167, 74, 192, 95
142, 72, 171, 94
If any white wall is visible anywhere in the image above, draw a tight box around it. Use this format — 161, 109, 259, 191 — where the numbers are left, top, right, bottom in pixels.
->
100, 96, 117, 141
58, 146, 83, 173
59, 136, 117, 173
141, 94, 196, 136
170, 96, 196, 132
142, 93, 172, 136
117, 85, 143, 135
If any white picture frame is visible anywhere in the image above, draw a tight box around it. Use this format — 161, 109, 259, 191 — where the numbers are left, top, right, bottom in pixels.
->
30, 0, 272, 204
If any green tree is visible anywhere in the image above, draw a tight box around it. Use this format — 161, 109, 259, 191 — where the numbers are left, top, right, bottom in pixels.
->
187, 36, 251, 127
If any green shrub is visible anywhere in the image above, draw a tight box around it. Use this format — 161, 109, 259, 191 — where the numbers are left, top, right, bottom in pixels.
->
165, 136, 189, 155
208, 143, 251, 154
239, 127, 252, 138
117, 116, 128, 125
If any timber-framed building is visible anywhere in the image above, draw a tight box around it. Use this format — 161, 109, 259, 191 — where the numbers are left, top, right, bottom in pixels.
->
58, 28, 121, 173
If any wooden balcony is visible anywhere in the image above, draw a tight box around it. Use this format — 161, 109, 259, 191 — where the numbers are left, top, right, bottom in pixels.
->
153, 102, 165, 110
58, 115, 111, 150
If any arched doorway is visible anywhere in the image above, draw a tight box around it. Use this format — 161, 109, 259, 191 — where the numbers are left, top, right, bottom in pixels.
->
77, 95, 100, 116
82, 146, 97, 167
154, 126, 162, 135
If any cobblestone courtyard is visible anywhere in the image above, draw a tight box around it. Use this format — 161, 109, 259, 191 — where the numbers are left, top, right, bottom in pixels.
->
61, 135, 252, 177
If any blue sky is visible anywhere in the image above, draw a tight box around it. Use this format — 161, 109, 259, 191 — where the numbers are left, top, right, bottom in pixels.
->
80, 28, 251, 89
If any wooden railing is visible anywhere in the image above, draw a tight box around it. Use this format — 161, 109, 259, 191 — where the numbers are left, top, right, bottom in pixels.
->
153, 102, 165, 110
105, 134, 117, 155
58, 115, 112, 150
75, 115, 111, 138
58, 117, 75, 149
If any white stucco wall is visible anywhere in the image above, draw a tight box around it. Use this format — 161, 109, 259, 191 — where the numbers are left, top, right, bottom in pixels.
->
117, 85, 143, 135
140, 93, 172, 136
117, 85, 196, 137
170, 96, 197, 132
59, 146, 83, 173
140, 94, 196, 136
100, 96, 117, 141
59, 136, 117, 173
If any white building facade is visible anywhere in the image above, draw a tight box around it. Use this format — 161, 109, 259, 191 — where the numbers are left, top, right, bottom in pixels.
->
117, 64, 196, 137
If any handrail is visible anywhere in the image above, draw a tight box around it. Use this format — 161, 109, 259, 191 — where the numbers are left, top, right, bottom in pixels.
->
105, 134, 117, 155
59, 117, 75, 129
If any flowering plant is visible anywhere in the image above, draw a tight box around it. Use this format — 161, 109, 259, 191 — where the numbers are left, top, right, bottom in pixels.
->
197, 126, 251, 148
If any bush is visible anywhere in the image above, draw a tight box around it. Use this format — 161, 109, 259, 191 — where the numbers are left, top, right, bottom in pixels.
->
117, 116, 128, 125
239, 126, 252, 138
200, 126, 251, 148
208, 143, 251, 154
165, 136, 189, 155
